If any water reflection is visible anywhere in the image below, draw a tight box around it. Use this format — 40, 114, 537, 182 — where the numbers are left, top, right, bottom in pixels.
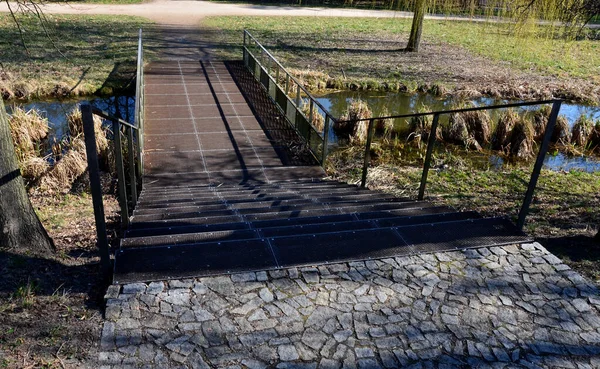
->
315, 91, 600, 173
316, 91, 600, 129
7, 95, 136, 142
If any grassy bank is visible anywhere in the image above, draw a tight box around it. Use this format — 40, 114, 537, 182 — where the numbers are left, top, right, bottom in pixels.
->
201, 16, 600, 104
325, 145, 600, 280
0, 14, 156, 101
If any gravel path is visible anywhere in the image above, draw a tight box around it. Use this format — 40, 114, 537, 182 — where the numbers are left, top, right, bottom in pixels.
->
0, 0, 415, 25
99, 242, 600, 368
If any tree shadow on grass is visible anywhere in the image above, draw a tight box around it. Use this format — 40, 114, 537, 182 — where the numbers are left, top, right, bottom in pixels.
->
95, 61, 137, 96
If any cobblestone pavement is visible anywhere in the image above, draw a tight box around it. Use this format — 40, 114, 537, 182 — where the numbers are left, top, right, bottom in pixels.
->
99, 243, 600, 368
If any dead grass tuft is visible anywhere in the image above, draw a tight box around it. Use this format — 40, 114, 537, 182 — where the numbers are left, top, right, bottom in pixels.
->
300, 100, 325, 133
8, 106, 50, 181
40, 139, 88, 192
531, 105, 551, 140
374, 106, 394, 141
21, 156, 50, 180
336, 99, 372, 145
493, 109, 520, 151
12, 82, 33, 99
408, 104, 444, 147
551, 115, 571, 144
67, 106, 109, 153
38, 106, 110, 193
463, 109, 492, 145
446, 112, 470, 145
509, 118, 536, 159
1, 85, 13, 100
572, 114, 595, 148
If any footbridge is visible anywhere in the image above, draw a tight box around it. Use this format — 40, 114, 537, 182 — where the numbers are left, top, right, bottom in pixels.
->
81, 30, 568, 284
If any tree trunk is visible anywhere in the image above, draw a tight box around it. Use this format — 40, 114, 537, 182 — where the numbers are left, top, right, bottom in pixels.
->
0, 99, 55, 254
406, 0, 427, 52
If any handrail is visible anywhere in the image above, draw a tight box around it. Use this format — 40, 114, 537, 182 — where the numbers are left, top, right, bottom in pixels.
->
336, 99, 560, 124
91, 107, 138, 130
134, 28, 144, 179
244, 30, 336, 123
241, 30, 560, 233
81, 28, 145, 280
358, 99, 563, 232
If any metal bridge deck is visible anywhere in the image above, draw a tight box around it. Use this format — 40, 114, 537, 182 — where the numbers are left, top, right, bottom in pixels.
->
143, 60, 323, 187
113, 60, 532, 283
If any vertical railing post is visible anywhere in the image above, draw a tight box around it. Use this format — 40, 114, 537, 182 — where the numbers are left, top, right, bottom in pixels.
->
127, 126, 138, 208
296, 85, 301, 107
360, 119, 376, 189
275, 65, 280, 86
81, 105, 111, 280
113, 122, 130, 228
418, 113, 440, 200
517, 100, 562, 230
243, 31, 248, 67
285, 74, 290, 96
321, 115, 331, 165
309, 100, 314, 126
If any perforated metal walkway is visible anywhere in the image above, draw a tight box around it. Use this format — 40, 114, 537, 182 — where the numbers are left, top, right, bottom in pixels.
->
143, 60, 322, 188
112, 60, 532, 283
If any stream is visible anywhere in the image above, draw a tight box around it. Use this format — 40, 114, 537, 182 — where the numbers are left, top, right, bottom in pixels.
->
315, 91, 600, 173
7, 92, 600, 173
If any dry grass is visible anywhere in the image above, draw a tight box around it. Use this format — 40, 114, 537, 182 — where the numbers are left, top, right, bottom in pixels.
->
446, 112, 470, 145
38, 106, 110, 193
551, 116, 572, 144
509, 118, 536, 159
340, 99, 373, 145
531, 105, 551, 140
463, 110, 492, 146
336, 99, 372, 145
572, 115, 595, 148
40, 139, 89, 192
66, 106, 109, 153
300, 100, 325, 133
408, 104, 436, 146
8, 107, 50, 181
374, 107, 394, 141
493, 109, 520, 151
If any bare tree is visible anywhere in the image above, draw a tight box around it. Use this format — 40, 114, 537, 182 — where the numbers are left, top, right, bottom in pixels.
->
3, 0, 65, 57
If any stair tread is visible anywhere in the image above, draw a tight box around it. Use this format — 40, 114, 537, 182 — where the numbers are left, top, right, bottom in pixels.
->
123, 211, 479, 248
114, 217, 531, 283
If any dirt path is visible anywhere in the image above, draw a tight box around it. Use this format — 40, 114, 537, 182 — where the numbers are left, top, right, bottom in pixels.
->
0, 0, 417, 25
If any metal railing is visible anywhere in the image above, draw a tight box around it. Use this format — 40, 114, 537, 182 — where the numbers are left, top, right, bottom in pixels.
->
82, 29, 145, 279
243, 30, 334, 164
350, 99, 563, 231
240, 30, 562, 231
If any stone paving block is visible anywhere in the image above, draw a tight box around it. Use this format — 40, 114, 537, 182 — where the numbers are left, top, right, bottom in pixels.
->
101, 242, 600, 368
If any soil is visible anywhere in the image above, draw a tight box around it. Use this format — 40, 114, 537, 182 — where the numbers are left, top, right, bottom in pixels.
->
242, 31, 600, 105
0, 189, 120, 368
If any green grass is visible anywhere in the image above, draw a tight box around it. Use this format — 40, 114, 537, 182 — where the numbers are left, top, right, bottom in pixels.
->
0, 14, 157, 100
425, 20, 600, 80
326, 144, 600, 238
326, 145, 600, 280
201, 16, 600, 88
